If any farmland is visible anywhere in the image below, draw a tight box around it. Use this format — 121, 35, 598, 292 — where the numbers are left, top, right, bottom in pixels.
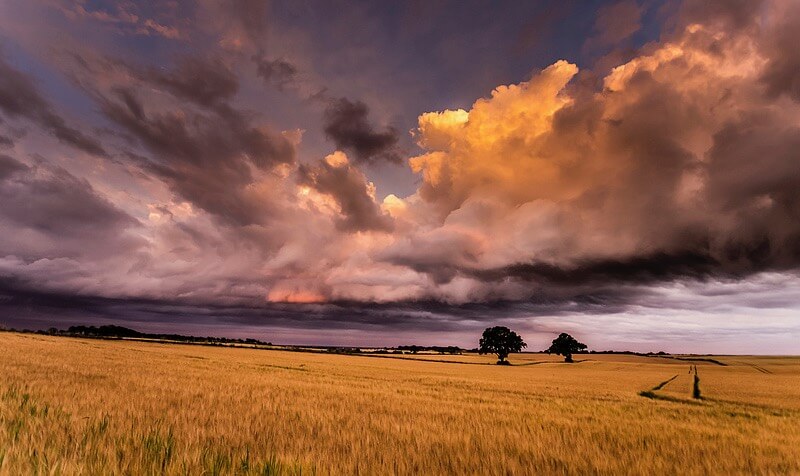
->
1, 332, 799, 475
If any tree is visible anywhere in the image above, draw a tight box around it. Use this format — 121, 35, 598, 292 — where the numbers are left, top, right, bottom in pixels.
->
478, 326, 527, 365
546, 333, 587, 363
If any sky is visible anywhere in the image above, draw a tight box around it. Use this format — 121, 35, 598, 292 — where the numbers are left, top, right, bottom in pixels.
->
0, 0, 799, 353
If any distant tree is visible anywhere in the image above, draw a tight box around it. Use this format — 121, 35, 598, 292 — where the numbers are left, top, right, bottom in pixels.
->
478, 326, 527, 365
546, 333, 587, 363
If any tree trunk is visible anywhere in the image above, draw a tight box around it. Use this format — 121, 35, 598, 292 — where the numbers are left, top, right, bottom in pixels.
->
565, 354, 573, 363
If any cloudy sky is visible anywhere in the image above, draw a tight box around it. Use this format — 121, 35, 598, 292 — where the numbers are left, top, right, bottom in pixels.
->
1, 0, 799, 353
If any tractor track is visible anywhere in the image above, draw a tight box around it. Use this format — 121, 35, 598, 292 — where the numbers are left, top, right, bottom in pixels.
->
639, 366, 704, 402
735, 361, 772, 374
652, 374, 679, 391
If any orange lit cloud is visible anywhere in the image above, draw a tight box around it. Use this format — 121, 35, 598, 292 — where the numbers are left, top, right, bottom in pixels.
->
389, 4, 800, 301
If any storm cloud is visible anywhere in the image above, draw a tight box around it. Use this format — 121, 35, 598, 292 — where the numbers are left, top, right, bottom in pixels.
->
323, 98, 400, 164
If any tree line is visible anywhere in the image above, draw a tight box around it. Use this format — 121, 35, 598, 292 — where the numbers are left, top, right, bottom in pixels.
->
3, 324, 664, 363
49, 325, 274, 346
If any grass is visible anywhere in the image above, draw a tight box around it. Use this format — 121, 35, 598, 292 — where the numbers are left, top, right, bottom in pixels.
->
1, 333, 799, 475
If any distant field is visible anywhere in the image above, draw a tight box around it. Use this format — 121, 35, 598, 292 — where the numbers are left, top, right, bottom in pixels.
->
1, 333, 799, 475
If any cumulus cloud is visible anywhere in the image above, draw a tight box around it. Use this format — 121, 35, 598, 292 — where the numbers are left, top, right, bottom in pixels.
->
401, 2, 800, 294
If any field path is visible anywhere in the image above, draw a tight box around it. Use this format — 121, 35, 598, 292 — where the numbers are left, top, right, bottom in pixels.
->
692, 365, 702, 399
734, 361, 773, 374
671, 356, 727, 366
651, 374, 679, 391
639, 366, 704, 402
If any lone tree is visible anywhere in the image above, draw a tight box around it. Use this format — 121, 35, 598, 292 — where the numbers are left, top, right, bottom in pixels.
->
546, 333, 587, 363
479, 326, 527, 365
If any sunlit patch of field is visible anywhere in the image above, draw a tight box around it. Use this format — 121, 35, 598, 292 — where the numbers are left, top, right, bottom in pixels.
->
1, 333, 799, 475
693, 357, 800, 411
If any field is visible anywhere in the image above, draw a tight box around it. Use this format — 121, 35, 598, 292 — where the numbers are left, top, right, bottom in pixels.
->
1, 332, 799, 475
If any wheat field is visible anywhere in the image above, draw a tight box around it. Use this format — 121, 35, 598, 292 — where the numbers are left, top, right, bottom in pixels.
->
1, 332, 799, 475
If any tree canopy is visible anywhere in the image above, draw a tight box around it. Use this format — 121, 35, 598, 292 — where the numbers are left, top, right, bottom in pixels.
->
478, 326, 527, 364
546, 333, 587, 363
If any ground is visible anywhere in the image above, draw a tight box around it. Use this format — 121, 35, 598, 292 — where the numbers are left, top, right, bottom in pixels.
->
1, 332, 799, 475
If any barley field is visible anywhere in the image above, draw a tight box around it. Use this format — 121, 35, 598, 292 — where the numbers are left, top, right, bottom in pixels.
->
1, 332, 799, 475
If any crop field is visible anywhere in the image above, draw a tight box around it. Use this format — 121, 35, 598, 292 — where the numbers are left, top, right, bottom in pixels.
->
1, 332, 799, 475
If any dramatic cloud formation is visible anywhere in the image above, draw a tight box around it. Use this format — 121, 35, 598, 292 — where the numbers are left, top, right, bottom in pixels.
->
92, 55, 296, 225
0, 0, 799, 351
403, 0, 800, 294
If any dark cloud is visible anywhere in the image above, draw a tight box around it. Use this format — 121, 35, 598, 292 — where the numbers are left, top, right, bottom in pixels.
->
323, 98, 400, 164
0, 54, 108, 156
704, 118, 800, 271
471, 252, 718, 287
398, 252, 715, 291
2, 266, 798, 351
0, 274, 634, 338
298, 156, 394, 233
252, 54, 298, 90
0, 134, 12, 148
142, 56, 239, 107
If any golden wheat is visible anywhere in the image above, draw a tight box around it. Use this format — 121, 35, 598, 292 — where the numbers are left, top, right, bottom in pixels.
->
1, 332, 798, 475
